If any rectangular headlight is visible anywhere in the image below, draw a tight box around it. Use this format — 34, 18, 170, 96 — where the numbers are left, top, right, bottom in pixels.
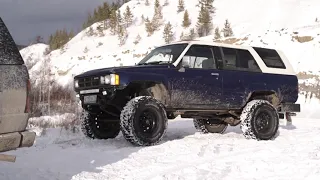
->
100, 74, 119, 85
74, 80, 79, 88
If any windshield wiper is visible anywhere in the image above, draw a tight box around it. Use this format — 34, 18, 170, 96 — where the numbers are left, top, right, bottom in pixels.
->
138, 61, 170, 65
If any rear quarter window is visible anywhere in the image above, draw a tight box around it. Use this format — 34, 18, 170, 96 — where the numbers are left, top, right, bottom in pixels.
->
0, 18, 25, 65
253, 47, 286, 69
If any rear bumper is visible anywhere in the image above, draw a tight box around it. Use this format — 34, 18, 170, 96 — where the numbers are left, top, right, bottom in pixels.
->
278, 103, 301, 113
0, 130, 36, 152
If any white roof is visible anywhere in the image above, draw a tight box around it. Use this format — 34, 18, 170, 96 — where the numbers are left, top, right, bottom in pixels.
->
161, 40, 296, 76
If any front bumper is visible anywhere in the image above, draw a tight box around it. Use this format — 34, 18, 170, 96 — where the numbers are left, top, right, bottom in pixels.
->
278, 103, 301, 112
0, 130, 36, 152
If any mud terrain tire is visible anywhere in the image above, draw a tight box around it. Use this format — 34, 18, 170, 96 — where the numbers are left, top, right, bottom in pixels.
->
240, 99, 279, 140
120, 96, 168, 146
193, 119, 228, 134
80, 110, 120, 139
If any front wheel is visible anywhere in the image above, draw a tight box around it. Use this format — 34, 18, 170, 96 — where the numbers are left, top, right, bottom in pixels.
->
80, 110, 120, 139
120, 96, 168, 146
240, 100, 279, 140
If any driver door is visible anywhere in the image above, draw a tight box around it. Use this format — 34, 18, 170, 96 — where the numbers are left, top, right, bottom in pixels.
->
170, 44, 223, 109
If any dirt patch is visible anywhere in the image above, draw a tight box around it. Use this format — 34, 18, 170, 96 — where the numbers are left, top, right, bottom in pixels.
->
213, 37, 249, 45
292, 35, 314, 43
297, 72, 320, 80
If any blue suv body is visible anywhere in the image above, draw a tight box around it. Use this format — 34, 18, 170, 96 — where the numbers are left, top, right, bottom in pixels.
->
74, 41, 300, 146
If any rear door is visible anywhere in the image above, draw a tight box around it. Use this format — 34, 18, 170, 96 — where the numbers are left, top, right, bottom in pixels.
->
0, 18, 30, 134
217, 46, 263, 109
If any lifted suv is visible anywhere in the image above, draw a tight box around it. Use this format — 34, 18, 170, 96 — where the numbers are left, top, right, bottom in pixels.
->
74, 41, 300, 146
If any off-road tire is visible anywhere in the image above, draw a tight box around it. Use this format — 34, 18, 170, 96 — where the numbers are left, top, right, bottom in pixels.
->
240, 99, 279, 140
120, 96, 168, 146
193, 119, 228, 134
80, 110, 120, 139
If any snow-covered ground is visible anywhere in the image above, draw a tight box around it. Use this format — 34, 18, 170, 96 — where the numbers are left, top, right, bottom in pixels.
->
1, 95, 320, 180
1, 117, 320, 180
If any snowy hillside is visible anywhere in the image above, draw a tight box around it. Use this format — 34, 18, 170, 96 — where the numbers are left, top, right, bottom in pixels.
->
20, 0, 320, 88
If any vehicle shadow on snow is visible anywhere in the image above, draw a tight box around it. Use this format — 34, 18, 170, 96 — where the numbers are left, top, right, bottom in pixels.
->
162, 119, 244, 142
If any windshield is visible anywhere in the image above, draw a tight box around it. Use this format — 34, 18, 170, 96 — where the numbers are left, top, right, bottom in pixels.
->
137, 43, 188, 65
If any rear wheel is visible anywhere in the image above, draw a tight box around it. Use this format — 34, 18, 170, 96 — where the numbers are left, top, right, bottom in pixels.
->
193, 118, 228, 134
80, 110, 120, 139
240, 100, 279, 140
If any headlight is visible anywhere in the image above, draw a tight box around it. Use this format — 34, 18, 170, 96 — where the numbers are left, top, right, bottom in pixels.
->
100, 74, 119, 85
74, 80, 79, 88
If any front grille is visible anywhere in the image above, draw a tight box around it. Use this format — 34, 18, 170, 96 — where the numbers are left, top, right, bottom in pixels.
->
78, 76, 100, 88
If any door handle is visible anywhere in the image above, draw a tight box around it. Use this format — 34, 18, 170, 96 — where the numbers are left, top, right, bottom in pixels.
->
211, 73, 219, 76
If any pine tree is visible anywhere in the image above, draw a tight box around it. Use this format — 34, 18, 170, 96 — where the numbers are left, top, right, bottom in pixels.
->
93, 9, 99, 23
214, 27, 221, 39
163, 21, 174, 44
83, 12, 94, 30
177, 0, 185, 13
189, 28, 196, 40
198, 0, 215, 13
96, 5, 104, 22
109, 10, 118, 35
222, 19, 233, 37
123, 6, 134, 27
97, 25, 104, 36
116, 9, 122, 25
152, 0, 163, 30
180, 32, 185, 40
163, 0, 169, 6
68, 30, 75, 40
118, 25, 128, 46
145, 0, 150, 6
145, 17, 154, 36
102, 2, 111, 19
35, 35, 44, 44
86, 26, 94, 36
134, 34, 142, 44
196, 5, 212, 37
116, 10, 124, 36
48, 28, 75, 51
154, 0, 160, 8
182, 10, 191, 28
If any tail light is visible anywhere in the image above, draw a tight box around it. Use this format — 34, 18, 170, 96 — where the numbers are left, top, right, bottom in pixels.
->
24, 79, 31, 113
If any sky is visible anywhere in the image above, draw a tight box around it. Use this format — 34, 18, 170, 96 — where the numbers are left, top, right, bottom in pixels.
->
0, 0, 116, 45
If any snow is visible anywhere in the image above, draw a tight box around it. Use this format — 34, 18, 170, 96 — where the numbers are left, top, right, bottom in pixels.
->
1, 114, 320, 179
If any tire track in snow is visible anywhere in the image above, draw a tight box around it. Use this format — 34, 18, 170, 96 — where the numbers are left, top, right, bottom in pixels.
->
132, 146, 265, 180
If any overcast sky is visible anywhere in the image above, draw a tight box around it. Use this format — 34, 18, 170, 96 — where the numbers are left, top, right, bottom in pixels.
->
0, 0, 116, 45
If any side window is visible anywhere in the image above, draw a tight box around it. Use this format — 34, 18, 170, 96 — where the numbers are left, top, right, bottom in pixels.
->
253, 47, 286, 69
221, 47, 237, 69
237, 49, 260, 71
221, 47, 261, 72
182, 45, 216, 69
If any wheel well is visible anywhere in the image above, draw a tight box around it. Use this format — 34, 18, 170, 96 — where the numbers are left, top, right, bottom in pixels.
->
110, 81, 170, 111
126, 81, 170, 105
247, 91, 280, 106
